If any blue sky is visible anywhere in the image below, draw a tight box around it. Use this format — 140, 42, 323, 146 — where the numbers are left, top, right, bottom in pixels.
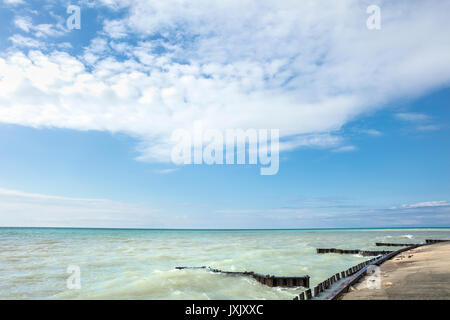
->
0, 0, 449, 228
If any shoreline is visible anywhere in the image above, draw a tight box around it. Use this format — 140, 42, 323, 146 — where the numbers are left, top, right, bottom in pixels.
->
340, 242, 450, 300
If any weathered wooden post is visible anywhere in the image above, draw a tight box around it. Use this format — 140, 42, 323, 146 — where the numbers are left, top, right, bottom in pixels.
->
266, 275, 274, 287
305, 289, 312, 300
314, 286, 320, 297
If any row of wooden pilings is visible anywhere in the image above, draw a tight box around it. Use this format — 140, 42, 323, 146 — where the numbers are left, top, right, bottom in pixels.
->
425, 239, 449, 244
250, 273, 310, 288
296, 239, 450, 300
375, 242, 420, 247
316, 248, 393, 256
293, 257, 379, 300
375, 239, 449, 246
175, 239, 448, 297
175, 266, 310, 288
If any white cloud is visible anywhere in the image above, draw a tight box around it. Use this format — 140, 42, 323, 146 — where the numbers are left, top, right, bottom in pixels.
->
1, 1, 450, 162
395, 112, 441, 132
33, 23, 65, 38
8, 34, 43, 48
3, 0, 24, 4
416, 124, 440, 131
103, 19, 128, 38
154, 168, 179, 174
332, 145, 356, 153
216, 208, 314, 215
0, 187, 164, 228
14, 16, 32, 32
214, 199, 450, 228
396, 201, 450, 209
13, 15, 66, 38
1, 187, 448, 228
364, 129, 382, 136
395, 113, 430, 122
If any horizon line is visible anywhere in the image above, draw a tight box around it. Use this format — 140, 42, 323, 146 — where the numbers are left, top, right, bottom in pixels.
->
1, 226, 449, 231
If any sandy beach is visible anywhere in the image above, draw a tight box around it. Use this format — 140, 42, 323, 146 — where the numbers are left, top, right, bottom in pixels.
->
341, 242, 450, 300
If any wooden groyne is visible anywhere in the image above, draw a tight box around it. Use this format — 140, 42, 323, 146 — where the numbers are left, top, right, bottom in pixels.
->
374, 240, 449, 246
293, 257, 379, 300
175, 266, 208, 270
375, 242, 420, 247
316, 248, 393, 256
312, 244, 422, 300
425, 239, 449, 244
177, 240, 447, 299
251, 273, 310, 288
296, 241, 431, 300
175, 266, 310, 288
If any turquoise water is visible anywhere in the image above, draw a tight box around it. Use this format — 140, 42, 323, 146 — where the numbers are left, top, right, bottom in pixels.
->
0, 227, 449, 299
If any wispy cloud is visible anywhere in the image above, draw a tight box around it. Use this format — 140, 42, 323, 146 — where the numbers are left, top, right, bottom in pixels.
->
13, 15, 66, 38
395, 112, 441, 133
0, 187, 164, 228
395, 112, 430, 122
1, 186, 448, 228
154, 168, 179, 174
332, 145, 357, 153
8, 34, 43, 48
364, 129, 382, 136
416, 124, 440, 131
14, 16, 32, 32
215, 199, 450, 228
3, 0, 24, 5
392, 201, 450, 209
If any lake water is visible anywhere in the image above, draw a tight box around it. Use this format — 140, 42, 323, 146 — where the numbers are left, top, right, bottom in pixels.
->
1, 227, 449, 299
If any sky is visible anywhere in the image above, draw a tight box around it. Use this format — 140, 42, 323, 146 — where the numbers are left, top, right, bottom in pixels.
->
0, 0, 449, 229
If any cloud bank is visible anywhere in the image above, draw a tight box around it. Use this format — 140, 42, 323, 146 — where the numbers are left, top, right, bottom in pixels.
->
1, 0, 450, 162
0, 187, 168, 228
1, 186, 449, 228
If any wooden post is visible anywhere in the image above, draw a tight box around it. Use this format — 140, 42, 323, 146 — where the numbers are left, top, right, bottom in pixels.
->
305, 289, 312, 300
314, 286, 319, 297
266, 276, 274, 287
305, 276, 310, 288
